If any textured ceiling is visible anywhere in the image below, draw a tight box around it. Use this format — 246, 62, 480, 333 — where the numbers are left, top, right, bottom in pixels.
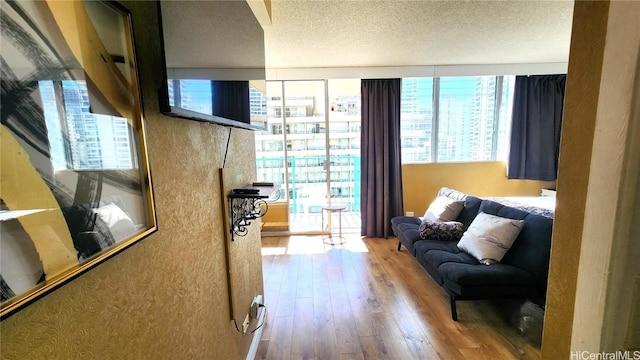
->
264, 0, 575, 69
161, 0, 574, 71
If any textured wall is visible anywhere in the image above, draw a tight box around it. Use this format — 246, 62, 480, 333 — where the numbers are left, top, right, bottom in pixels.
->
0, 2, 262, 359
401, 161, 555, 215
541, 2, 609, 358
566, 0, 640, 354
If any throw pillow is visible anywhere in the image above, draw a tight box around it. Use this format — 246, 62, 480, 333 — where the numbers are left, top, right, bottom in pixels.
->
418, 220, 465, 241
457, 212, 524, 264
423, 196, 465, 223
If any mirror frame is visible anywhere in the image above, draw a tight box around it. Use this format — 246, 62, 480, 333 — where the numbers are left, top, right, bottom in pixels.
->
0, 0, 156, 319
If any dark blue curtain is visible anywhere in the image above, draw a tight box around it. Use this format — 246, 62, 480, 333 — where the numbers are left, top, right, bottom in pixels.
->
211, 80, 250, 123
508, 75, 566, 181
360, 79, 404, 238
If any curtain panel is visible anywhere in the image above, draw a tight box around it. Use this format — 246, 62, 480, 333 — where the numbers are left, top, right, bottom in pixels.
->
360, 78, 404, 238
211, 80, 250, 123
508, 74, 566, 181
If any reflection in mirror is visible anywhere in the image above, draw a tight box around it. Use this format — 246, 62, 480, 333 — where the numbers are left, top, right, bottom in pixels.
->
166, 79, 267, 129
159, 1, 266, 130
0, 0, 156, 318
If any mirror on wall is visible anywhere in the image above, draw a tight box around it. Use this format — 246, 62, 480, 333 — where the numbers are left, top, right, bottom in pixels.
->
158, 1, 267, 130
1, 0, 157, 319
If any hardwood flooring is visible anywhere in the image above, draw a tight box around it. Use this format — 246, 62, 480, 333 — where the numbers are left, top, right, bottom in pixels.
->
255, 235, 541, 360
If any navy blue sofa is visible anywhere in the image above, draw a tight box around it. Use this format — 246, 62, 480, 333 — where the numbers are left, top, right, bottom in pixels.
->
391, 188, 553, 321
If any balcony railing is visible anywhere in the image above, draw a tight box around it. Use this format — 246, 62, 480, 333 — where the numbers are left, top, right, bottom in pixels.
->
256, 155, 361, 214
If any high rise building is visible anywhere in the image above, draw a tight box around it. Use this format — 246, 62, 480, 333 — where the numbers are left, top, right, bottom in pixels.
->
253, 82, 361, 214
39, 80, 134, 170
401, 76, 512, 163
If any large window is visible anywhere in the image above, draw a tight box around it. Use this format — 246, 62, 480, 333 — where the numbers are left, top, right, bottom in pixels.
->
39, 80, 134, 170
400, 78, 434, 163
254, 79, 362, 219
400, 76, 515, 163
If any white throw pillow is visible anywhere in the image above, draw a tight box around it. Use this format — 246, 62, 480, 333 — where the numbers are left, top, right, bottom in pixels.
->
92, 203, 136, 242
457, 212, 524, 263
423, 196, 465, 223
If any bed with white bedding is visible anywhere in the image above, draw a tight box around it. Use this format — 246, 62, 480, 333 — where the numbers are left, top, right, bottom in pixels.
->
485, 195, 556, 218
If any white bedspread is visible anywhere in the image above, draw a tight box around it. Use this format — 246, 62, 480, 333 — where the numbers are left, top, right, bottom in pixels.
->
485, 196, 556, 218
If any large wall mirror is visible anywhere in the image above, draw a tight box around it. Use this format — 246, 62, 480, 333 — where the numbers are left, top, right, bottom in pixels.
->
0, 0, 156, 319
158, 1, 267, 130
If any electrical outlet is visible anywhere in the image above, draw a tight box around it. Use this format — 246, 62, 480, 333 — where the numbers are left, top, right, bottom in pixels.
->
250, 295, 263, 319
406, 211, 414, 216
242, 314, 250, 333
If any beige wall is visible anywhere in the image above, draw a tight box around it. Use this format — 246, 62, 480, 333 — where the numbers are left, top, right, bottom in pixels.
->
402, 161, 555, 215
261, 201, 290, 231
0, 3, 262, 359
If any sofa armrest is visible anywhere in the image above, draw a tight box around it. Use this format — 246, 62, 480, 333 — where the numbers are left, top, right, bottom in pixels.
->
391, 216, 421, 226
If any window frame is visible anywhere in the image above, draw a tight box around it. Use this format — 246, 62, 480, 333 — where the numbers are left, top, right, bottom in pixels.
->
401, 75, 513, 164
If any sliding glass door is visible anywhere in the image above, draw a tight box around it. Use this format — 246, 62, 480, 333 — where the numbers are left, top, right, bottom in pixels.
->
283, 81, 328, 227
327, 79, 361, 227
255, 79, 361, 233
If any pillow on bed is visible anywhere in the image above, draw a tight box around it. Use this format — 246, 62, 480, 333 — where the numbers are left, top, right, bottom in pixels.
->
419, 220, 465, 241
457, 212, 524, 264
423, 196, 465, 223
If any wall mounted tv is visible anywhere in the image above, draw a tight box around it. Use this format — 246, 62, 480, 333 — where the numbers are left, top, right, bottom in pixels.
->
157, 1, 266, 131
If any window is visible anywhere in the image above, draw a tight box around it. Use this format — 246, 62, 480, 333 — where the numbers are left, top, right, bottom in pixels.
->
167, 79, 268, 129
400, 78, 433, 162
177, 80, 212, 115
400, 76, 514, 163
39, 80, 134, 170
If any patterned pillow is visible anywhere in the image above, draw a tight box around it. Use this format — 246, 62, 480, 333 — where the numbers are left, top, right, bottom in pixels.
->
418, 220, 465, 241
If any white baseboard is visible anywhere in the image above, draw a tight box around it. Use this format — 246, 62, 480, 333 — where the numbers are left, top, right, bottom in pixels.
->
245, 306, 266, 360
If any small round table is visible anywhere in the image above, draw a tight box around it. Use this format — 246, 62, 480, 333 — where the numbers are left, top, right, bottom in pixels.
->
321, 204, 347, 245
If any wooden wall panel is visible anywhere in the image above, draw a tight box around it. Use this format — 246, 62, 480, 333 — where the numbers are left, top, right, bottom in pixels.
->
541, 1, 610, 358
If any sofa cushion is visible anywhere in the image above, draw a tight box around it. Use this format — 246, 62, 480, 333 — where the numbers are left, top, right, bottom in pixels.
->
415, 238, 461, 255
391, 216, 421, 228
422, 248, 478, 269
423, 196, 465, 222
439, 262, 537, 287
478, 200, 554, 293
457, 212, 524, 263
457, 195, 483, 228
418, 220, 465, 241
439, 261, 539, 299
393, 188, 481, 256
414, 240, 461, 284
415, 239, 475, 286
391, 216, 423, 255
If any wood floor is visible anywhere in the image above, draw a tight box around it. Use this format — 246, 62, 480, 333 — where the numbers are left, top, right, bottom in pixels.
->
255, 234, 541, 360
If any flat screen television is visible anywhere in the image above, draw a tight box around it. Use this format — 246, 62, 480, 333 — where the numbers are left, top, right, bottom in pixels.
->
157, 1, 266, 131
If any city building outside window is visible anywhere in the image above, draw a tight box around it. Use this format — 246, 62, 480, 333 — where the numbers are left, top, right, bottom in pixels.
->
400, 76, 515, 163
39, 80, 134, 170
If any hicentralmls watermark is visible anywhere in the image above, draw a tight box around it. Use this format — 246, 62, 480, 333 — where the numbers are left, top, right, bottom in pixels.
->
570, 351, 640, 360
